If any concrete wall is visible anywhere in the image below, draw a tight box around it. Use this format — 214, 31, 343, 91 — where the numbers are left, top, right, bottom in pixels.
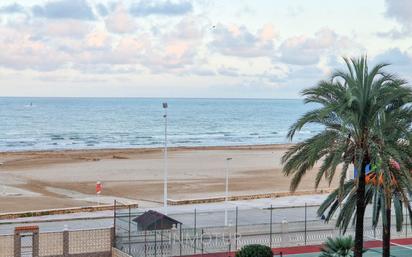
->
0, 204, 138, 220
0, 234, 14, 257
2, 227, 114, 257
111, 248, 132, 257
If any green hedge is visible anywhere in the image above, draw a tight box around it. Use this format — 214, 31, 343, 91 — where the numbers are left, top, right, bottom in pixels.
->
235, 244, 273, 257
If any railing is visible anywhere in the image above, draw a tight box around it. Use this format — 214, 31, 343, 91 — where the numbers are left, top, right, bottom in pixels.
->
114, 203, 412, 257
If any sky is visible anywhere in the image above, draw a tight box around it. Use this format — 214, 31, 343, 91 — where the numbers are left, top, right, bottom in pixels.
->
0, 0, 412, 98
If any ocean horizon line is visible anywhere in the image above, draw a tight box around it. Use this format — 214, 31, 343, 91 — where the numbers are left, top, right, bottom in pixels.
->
0, 143, 294, 154
0, 96, 302, 101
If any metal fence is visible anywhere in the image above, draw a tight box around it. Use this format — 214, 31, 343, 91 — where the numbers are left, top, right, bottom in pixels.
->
114, 202, 412, 257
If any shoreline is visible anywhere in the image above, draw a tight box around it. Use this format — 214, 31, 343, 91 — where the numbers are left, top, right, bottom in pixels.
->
0, 143, 294, 154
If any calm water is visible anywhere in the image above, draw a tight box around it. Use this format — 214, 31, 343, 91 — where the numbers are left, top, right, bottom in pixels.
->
0, 97, 321, 151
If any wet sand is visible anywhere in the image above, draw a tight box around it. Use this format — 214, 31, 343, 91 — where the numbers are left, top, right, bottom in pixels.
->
0, 145, 338, 212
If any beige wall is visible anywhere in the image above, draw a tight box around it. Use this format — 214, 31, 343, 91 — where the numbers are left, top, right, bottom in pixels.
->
39, 232, 64, 256
1, 227, 113, 257
0, 235, 14, 257
69, 229, 112, 254
112, 248, 132, 257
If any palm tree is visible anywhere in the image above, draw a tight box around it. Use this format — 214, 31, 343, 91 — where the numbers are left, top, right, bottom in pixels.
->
318, 169, 412, 257
374, 107, 412, 257
281, 56, 412, 257
318, 105, 412, 257
320, 236, 355, 257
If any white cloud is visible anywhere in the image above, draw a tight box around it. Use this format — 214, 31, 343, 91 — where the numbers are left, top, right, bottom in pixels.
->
372, 48, 412, 82
141, 16, 205, 73
0, 27, 70, 71
0, 3, 25, 14
104, 4, 137, 34
218, 66, 239, 77
38, 20, 93, 39
85, 30, 111, 49
278, 28, 362, 66
0, 0, 408, 98
130, 0, 193, 17
373, 48, 412, 65
379, 0, 412, 38
209, 23, 277, 58
31, 0, 96, 20
259, 24, 278, 41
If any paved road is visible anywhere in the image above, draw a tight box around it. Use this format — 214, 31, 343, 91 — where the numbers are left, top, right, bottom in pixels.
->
0, 195, 379, 235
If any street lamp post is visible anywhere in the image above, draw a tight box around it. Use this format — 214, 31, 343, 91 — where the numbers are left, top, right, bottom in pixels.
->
225, 157, 232, 226
163, 102, 168, 214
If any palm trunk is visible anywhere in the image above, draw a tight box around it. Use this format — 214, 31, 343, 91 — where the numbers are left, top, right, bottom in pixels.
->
354, 158, 367, 257
382, 207, 391, 257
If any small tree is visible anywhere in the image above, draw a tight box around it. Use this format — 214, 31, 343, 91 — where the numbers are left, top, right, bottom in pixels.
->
235, 244, 273, 257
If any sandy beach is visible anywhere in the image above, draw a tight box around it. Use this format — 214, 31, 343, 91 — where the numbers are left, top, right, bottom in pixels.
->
0, 144, 339, 212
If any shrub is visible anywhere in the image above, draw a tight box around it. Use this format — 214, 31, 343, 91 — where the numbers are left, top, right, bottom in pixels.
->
235, 244, 273, 257
320, 236, 354, 257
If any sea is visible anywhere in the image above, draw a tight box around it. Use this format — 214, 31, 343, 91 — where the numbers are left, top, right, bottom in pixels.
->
0, 97, 322, 152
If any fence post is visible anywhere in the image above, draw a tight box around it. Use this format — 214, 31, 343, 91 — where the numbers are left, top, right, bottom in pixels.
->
33, 230, 39, 257
405, 205, 408, 238
235, 206, 238, 251
179, 224, 182, 256
161, 229, 163, 257
228, 237, 231, 255
113, 199, 117, 247
128, 206, 131, 254
201, 229, 204, 254
155, 222, 157, 257
281, 218, 289, 246
13, 231, 20, 257
270, 205, 273, 248
145, 231, 147, 257
304, 203, 307, 245
110, 227, 115, 251
63, 227, 69, 257
194, 208, 197, 254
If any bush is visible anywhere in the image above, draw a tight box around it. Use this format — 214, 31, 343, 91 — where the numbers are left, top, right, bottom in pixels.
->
320, 236, 354, 257
235, 244, 273, 257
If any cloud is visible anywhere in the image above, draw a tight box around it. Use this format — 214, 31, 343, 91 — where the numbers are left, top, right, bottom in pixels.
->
85, 30, 111, 49
373, 48, 412, 65
130, 0, 193, 16
36, 20, 93, 39
278, 28, 361, 65
378, 0, 412, 38
96, 3, 109, 17
105, 4, 137, 34
0, 26, 70, 71
372, 48, 412, 82
384, 0, 412, 26
183, 67, 215, 76
166, 16, 204, 40
0, 13, 207, 74
218, 66, 240, 77
260, 24, 278, 41
75, 34, 150, 66
32, 0, 96, 20
0, 3, 25, 13
209, 24, 276, 58
4, 16, 94, 40
141, 16, 205, 73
